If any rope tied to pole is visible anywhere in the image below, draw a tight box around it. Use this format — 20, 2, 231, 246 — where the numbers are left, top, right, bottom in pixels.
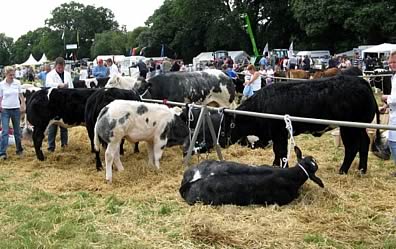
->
216, 107, 225, 145
187, 103, 195, 144
281, 114, 296, 168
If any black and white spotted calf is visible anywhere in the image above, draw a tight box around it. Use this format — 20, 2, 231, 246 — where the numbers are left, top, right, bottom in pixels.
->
85, 88, 142, 171
94, 100, 189, 182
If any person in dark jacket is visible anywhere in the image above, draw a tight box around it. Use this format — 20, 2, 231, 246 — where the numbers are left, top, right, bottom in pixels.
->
137, 59, 148, 78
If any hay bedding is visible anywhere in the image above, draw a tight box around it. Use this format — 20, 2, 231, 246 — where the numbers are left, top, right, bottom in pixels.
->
1, 126, 396, 248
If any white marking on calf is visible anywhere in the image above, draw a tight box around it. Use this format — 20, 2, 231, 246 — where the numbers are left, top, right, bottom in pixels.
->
84, 78, 98, 88
190, 169, 202, 183
202, 69, 224, 79
204, 84, 232, 107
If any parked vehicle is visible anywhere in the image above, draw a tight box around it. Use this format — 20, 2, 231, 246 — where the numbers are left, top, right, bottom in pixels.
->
296, 50, 331, 69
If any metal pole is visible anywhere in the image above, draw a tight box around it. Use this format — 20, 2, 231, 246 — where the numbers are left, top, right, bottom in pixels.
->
183, 106, 206, 166
205, 111, 223, 161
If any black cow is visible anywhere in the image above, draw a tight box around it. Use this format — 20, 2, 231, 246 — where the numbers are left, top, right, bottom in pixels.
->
340, 67, 362, 77
73, 77, 110, 88
180, 146, 324, 206
134, 69, 236, 107
27, 88, 97, 160
223, 75, 379, 174
85, 88, 141, 171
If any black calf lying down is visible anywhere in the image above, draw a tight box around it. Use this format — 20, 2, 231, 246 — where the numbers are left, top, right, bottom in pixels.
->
179, 146, 324, 206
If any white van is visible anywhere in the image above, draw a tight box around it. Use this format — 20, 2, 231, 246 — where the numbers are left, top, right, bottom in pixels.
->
296, 50, 331, 69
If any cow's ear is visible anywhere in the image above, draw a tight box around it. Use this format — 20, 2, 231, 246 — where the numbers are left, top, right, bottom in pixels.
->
294, 146, 302, 161
115, 75, 121, 83
172, 106, 183, 116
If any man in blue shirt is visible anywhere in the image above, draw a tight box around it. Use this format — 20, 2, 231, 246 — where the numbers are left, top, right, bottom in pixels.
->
37, 64, 51, 86
92, 59, 108, 78
259, 56, 268, 70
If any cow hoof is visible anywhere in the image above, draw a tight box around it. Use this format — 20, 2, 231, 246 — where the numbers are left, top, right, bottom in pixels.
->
96, 166, 103, 171
358, 169, 366, 176
338, 169, 347, 175
38, 154, 45, 161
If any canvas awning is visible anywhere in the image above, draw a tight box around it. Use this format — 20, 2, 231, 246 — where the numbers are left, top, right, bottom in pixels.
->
38, 54, 48, 64
362, 43, 396, 57
21, 54, 40, 66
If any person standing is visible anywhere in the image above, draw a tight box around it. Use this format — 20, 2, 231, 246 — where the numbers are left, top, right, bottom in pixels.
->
0, 66, 25, 159
37, 64, 51, 86
92, 59, 108, 78
381, 50, 396, 176
45, 57, 73, 152
244, 64, 262, 95
137, 59, 148, 78
106, 58, 120, 77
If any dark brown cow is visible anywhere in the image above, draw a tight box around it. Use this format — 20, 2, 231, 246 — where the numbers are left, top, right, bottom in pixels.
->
287, 69, 310, 79
311, 68, 341, 79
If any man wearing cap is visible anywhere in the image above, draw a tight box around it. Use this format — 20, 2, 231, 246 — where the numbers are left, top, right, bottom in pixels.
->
92, 59, 108, 78
45, 57, 73, 152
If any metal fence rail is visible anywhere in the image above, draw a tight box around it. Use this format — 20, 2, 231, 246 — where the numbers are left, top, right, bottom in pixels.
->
141, 98, 396, 131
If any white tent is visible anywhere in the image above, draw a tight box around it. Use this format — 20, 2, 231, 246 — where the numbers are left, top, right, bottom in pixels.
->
362, 43, 396, 58
38, 54, 48, 64
21, 54, 40, 66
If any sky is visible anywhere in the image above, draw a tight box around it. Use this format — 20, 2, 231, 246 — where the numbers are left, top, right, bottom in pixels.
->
0, 0, 165, 40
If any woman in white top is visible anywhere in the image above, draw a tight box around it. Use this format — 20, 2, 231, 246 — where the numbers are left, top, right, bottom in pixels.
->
0, 66, 25, 159
107, 58, 120, 77
244, 64, 262, 95
381, 50, 396, 176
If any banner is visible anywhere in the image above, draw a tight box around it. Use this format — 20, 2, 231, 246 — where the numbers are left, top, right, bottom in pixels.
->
288, 42, 294, 58
263, 43, 269, 56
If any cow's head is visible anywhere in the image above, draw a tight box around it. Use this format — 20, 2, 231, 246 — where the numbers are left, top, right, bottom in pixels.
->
165, 107, 190, 147
295, 146, 324, 188
105, 73, 141, 91
131, 77, 151, 98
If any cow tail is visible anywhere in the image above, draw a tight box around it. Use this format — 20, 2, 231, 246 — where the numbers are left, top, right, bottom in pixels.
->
374, 107, 381, 146
94, 122, 101, 152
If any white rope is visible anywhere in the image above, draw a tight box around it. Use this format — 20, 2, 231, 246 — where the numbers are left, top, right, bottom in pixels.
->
281, 114, 296, 168
216, 108, 225, 145
297, 163, 310, 179
187, 103, 195, 143
139, 88, 150, 98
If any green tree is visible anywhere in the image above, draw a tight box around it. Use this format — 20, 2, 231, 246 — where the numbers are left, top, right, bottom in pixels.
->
0, 33, 13, 66
126, 27, 149, 50
142, 0, 251, 61
291, 0, 396, 52
90, 31, 127, 58
45, 1, 119, 59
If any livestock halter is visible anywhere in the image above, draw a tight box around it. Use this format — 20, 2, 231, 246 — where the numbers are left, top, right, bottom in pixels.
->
297, 163, 310, 179
281, 114, 296, 168
139, 88, 150, 99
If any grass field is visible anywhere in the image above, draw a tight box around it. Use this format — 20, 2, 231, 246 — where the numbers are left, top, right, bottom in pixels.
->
0, 126, 395, 249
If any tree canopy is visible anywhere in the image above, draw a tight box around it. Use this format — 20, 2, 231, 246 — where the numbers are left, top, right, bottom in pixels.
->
2, 0, 396, 65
